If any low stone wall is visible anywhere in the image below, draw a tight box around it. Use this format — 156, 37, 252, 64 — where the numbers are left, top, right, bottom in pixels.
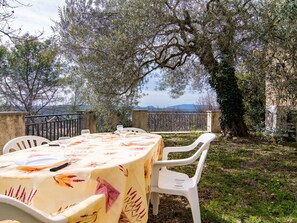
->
77, 110, 97, 133
0, 112, 26, 155
0, 111, 97, 155
207, 110, 221, 133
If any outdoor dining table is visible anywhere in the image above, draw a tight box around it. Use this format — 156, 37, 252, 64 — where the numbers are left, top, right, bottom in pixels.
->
0, 132, 163, 223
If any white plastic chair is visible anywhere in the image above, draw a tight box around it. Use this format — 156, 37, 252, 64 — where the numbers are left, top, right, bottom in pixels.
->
0, 195, 67, 223
3, 136, 50, 154
150, 133, 216, 223
123, 127, 147, 133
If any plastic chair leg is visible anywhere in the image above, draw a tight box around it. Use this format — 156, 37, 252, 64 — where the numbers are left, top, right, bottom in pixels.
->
150, 192, 160, 215
186, 188, 201, 223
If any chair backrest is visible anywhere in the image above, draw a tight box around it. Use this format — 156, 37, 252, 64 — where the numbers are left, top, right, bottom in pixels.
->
123, 127, 147, 133
192, 133, 216, 185
0, 195, 67, 223
3, 136, 50, 154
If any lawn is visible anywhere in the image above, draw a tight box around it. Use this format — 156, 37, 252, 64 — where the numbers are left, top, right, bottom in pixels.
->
148, 132, 297, 223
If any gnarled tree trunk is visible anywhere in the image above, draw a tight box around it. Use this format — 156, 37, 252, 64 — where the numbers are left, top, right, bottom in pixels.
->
209, 60, 249, 137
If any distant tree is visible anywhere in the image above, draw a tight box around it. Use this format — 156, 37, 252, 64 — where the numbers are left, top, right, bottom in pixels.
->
195, 90, 219, 112
0, 34, 63, 114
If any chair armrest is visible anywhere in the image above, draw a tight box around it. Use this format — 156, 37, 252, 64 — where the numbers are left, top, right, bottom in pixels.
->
151, 157, 198, 187
162, 145, 196, 160
62, 194, 105, 221
154, 155, 196, 168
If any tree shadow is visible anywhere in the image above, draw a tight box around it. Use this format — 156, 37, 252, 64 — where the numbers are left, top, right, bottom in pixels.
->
148, 195, 231, 223
201, 207, 231, 223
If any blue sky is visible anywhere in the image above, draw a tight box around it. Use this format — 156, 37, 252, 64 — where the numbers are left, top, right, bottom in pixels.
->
11, 0, 198, 107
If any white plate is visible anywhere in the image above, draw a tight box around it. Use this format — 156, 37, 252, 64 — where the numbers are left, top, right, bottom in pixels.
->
0, 161, 13, 168
123, 139, 150, 146
15, 156, 67, 168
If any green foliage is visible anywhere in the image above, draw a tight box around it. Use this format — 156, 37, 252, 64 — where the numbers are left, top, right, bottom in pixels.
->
57, 0, 296, 137
57, 0, 258, 137
56, 0, 143, 126
61, 65, 88, 113
255, 0, 297, 104
0, 34, 63, 114
237, 72, 266, 131
96, 105, 132, 132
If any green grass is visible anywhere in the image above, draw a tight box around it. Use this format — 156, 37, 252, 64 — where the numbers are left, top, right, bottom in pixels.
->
148, 132, 297, 223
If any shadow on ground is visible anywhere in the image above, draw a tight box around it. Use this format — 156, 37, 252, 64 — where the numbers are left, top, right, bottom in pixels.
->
147, 195, 230, 223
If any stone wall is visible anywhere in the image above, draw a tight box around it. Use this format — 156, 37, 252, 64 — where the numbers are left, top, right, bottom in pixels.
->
77, 110, 97, 133
0, 111, 97, 155
132, 110, 149, 132
207, 110, 221, 133
0, 112, 26, 155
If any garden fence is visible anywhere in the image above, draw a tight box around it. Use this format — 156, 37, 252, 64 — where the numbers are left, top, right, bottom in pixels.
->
25, 113, 82, 141
148, 111, 208, 132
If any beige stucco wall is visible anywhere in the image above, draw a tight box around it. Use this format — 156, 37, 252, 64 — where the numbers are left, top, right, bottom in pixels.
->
207, 110, 221, 133
132, 110, 149, 132
78, 111, 97, 133
0, 112, 26, 155
265, 48, 296, 136
266, 77, 297, 135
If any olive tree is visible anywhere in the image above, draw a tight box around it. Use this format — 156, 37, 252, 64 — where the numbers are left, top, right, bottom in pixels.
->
0, 34, 63, 114
57, 0, 294, 136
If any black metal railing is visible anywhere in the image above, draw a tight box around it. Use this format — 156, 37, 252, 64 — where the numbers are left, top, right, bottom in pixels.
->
148, 111, 207, 132
25, 113, 82, 141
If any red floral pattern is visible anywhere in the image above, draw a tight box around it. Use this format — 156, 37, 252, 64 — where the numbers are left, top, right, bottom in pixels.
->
95, 177, 120, 211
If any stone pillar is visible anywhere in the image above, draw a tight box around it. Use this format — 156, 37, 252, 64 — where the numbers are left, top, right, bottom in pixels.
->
77, 111, 97, 133
207, 110, 221, 133
132, 110, 149, 132
265, 105, 290, 136
0, 112, 26, 155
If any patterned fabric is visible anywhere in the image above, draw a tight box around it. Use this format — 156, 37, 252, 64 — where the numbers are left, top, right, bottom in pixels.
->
0, 221, 21, 223
0, 133, 163, 223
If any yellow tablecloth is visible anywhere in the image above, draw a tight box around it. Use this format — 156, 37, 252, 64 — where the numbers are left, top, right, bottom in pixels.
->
0, 133, 163, 223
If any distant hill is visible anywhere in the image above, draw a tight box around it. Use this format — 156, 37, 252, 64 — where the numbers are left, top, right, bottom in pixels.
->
135, 104, 210, 112
35, 105, 93, 115
20, 104, 211, 115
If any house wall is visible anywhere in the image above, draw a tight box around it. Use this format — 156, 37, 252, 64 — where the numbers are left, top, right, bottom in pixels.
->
265, 64, 297, 139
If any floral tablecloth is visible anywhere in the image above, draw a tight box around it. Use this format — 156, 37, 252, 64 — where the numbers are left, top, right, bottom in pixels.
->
0, 133, 163, 223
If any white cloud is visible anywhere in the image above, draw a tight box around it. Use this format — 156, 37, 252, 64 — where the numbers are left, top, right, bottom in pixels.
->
139, 90, 198, 107
140, 72, 199, 106
11, 0, 65, 37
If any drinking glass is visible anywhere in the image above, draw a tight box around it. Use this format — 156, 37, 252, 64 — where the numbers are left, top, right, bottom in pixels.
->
59, 137, 72, 159
116, 125, 123, 134
58, 137, 70, 149
81, 129, 91, 137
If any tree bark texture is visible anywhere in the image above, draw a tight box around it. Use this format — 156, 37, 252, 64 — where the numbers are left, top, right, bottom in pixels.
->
209, 60, 249, 137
